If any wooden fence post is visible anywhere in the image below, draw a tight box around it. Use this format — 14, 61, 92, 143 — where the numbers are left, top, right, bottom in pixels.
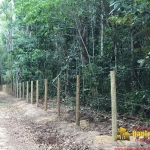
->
31, 81, 33, 104
11, 82, 13, 96
4, 84, 5, 92
9, 84, 10, 94
22, 82, 24, 99
8, 84, 10, 94
10, 83, 12, 95
26, 81, 29, 102
19, 82, 21, 98
7, 84, 9, 94
3, 85, 4, 92
14, 79, 16, 97
8, 84, 9, 94
57, 77, 60, 117
76, 75, 80, 126
9, 83, 12, 95
4, 85, 6, 93
6, 84, 7, 93
17, 81, 18, 98
110, 71, 117, 142
13, 83, 15, 96
4, 84, 6, 93
9, 83, 11, 95
44, 79, 48, 111
36, 80, 39, 107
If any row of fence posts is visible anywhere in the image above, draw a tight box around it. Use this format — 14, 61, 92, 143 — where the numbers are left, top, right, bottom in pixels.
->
1, 71, 117, 141
1, 76, 81, 126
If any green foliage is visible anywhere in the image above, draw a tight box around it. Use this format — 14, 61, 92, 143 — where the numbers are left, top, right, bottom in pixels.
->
0, 0, 150, 117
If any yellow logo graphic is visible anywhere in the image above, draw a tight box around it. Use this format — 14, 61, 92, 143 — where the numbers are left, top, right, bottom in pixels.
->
116, 127, 130, 140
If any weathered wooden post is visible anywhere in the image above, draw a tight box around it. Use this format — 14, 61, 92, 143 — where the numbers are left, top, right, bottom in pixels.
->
10, 83, 12, 95
4, 85, 5, 92
36, 80, 39, 107
7, 84, 9, 94
3, 85, 5, 93
110, 71, 117, 141
31, 81, 33, 104
9, 83, 11, 95
5, 84, 6, 93
5, 84, 7, 93
10, 83, 11, 95
44, 79, 48, 111
76, 75, 80, 126
6, 84, 7, 93
0, 85, 1, 91
19, 82, 21, 98
22, 82, 24, 99
16, 81, 18, 98
11, 82, 13, 96
26, 81, 29, 102
14, 83, 16, 97
57, 77, 60, 117
4, 84, 5, 93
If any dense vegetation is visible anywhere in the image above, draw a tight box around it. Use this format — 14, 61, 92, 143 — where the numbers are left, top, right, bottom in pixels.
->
0, 0, 150, 118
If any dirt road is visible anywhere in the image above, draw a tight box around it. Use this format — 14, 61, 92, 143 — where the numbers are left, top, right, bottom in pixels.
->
0, 92, 149, 150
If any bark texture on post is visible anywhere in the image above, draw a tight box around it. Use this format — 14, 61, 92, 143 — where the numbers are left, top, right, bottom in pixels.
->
36, 80, 39, 107
57, 77, 60, 117
76, 75, 80, 126
44, 79, 48, 111
26, 81, 29, 102
31, 81, 33, 104
110, 71, 117, 142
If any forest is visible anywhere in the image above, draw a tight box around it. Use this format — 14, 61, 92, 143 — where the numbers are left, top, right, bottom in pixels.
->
0, 0, 150, 119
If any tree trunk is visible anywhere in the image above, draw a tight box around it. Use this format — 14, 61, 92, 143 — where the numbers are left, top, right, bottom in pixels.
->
130, 33, 134, 91
101, 0, 104, 57
114, 44, 117, 72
